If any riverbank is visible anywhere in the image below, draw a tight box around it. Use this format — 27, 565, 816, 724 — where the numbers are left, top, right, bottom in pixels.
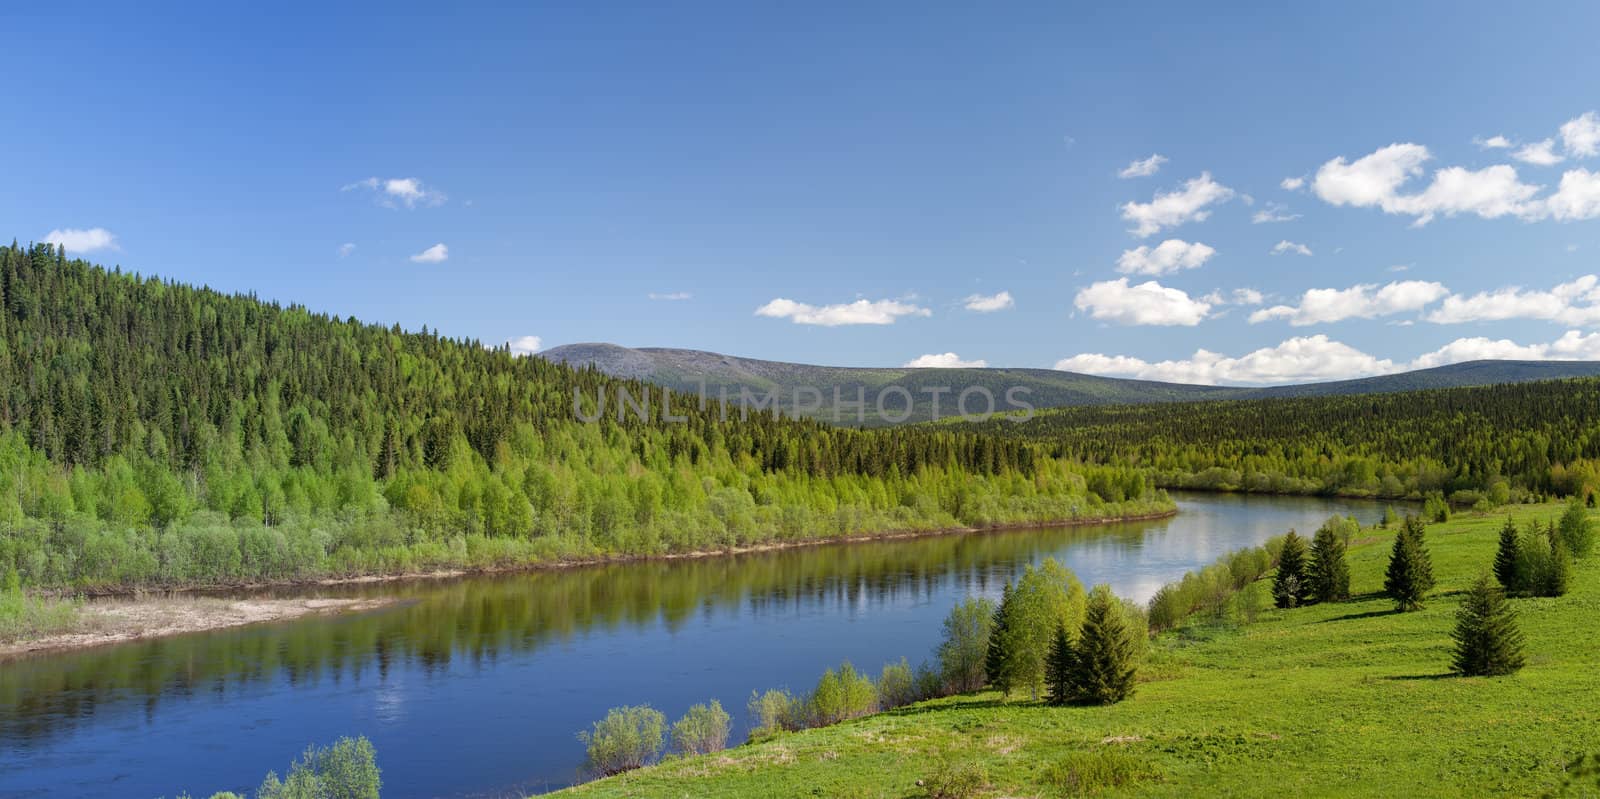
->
555, 503, 1600, 798
1, 504, 1177, 657
0, 595, 397, 660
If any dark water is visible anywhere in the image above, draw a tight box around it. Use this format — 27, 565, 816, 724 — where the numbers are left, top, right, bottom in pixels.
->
0, 493, 1383, 798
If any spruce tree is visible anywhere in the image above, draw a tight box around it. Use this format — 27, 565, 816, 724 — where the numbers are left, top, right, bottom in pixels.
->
1385, 515, 1431, 611
1066, 586, 1139, 705
984, 584, 1012, 696
1308, 524, 1351, 603
1045, 622, 1074, 706
1493, 517, 1523, 595
1450, 573, 1526, 677
1272, 530, 1310, 609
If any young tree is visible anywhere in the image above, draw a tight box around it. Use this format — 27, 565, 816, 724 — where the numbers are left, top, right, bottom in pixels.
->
1385, 515, 1433, 611
1546, 526, 1573, 597
984, 584, 1012, 696
1559, 499, 1594, 558
1066, 585, 1140, 705
1045, 622, 1074, 706
670, 700, 731, 756
937, 596, 996, 693
1450, 573, 1526, 677
1272, 530, 1310, 608
1493, 517, 1523, 595
577, 705, 666, 776
1308, 523, 1351, 602
993, 560, 1086, 701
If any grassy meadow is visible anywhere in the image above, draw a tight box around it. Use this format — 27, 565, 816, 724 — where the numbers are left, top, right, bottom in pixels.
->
556, 503, 1600, 798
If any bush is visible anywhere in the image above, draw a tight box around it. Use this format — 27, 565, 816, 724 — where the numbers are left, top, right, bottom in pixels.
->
877, 658, 918, 710
922, 759, 988, 799
577, 705, 665, 776
809, 661, 877, 726
1043, 749, 1162, 796
670, 699, 730, 757
747, 688, 805, 740
255, 736, 381, 799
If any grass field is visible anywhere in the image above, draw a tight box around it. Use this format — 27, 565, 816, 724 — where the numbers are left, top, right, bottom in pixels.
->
555, 503, 1600, 798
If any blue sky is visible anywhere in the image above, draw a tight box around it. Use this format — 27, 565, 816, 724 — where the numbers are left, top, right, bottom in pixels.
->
6, 2, 1600, 384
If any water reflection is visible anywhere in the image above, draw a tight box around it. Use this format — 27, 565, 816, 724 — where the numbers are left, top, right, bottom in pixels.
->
0, 492, 1381, 798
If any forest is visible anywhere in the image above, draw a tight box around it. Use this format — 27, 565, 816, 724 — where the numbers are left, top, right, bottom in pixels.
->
954, 380, 1600, 504
0, 243, 1164, 590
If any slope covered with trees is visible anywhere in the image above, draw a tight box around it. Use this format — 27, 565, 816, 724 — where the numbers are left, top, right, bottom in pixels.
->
0, 243, 1165, 590
954, 379, 1600, 503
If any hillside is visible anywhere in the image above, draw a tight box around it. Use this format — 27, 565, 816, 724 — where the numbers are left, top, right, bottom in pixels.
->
557, 504, 1600, 798
540, 343, 1600, 424
0, 243, 1159, 592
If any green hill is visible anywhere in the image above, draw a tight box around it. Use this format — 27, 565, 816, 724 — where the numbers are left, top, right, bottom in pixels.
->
540, 343, 1600, 424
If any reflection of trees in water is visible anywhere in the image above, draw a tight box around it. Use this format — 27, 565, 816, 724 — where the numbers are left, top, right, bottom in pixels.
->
0, 522, 1142, 748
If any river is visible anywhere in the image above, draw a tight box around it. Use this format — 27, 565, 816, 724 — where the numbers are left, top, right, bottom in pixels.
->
0, 492, 1385, 798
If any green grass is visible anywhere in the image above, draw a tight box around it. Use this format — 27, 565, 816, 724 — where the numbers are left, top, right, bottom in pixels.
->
554, 504, 1600, 798
0, 589, 85, 644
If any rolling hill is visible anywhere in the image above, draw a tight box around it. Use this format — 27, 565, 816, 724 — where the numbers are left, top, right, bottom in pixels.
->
540, 343, 1600, 424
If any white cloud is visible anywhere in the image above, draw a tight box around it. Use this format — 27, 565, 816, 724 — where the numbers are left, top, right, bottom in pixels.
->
1271, 240, 1313, 256
43, 227, 118, 254
1250, 280, 1449, 326
1055, 335, 1396, 385
1252, 202, 1299, 224
903, 352, 988, 368
1118, 153, 1168, 178
1513, 138, 1563, 166
1115, 239, 1216, 275
755, 297, 931, 326
1055, 329, 1600, 386
1074, 278, 1212, 326
648, 291, 692, 301
1476, 135, 1513, 150
1231, 288, 1265, 305
1120, 172, 1235, 237
1280, 176, 1306, 191
963, 291, 1015, 312
409, 243, 449, 263
338, 242, 356, 257
1423, 274, 1600, 325
506, 335, 542, 356
343, 176, 447, 208
1313, 143, 1431, 208
1542, 168, 1600, 221
1561, 112, 1600, 158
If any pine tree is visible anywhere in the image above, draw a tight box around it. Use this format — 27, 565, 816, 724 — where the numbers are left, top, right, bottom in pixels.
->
1066, 586, 1139, 705
1308, 523, 1351, 603
1546, 525, 1572, 597
1450, 573, 1526, 677
984, 583, 1012, 696
1045, 622, 1074, 706
1385, 515, 1432, 611
1272, 530, 1310, 608
1493, 517, 1523, 595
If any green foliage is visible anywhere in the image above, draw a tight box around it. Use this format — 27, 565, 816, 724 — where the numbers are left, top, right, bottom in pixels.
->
1308, 520, 1352, 603
255, 736, 380, 799
993, 559, 1085, 701
1271, 530, 1310, 609
578, 705, 666, 776
984, 584, 1011, 695
1044, 622, 1074, 706
1494, 517, 1522, 593
1423, 492, 1452, 523
1147, 537, 1276, 632
937, 596, 995, 693
670, 700, 730, 757
920, 759, 989, 799
876, 658, 918, 710
1450, 574, 1526, 677
1042, 749, 1163, 796
808, 661, 877, 726
1559, 499, 1594, 558
746, 689, 805, 741
1385, 515, 1434, 611
1064, 585, 1140, 705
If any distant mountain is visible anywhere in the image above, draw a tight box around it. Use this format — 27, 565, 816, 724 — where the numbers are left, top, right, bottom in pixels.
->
541, 343, 1600, 424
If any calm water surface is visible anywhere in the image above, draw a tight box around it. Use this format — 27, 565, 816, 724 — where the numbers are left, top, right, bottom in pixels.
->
0, 492, 1382, 798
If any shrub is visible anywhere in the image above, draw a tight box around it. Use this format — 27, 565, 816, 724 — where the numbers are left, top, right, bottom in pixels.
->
577, 705, 665, 776
1044, 749, 1162, 796
809, 661, 877, 726
255, 736, 381, 799
670, 699, 731, 757
922, 759, 988, 799
937, 596, 996, 693
877, 658, 918, 710
747, 688, 805, 740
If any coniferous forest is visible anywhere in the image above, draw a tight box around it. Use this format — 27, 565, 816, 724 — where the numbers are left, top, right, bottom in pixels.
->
955, 381, 1600, 503
0, 243, 1163, 590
